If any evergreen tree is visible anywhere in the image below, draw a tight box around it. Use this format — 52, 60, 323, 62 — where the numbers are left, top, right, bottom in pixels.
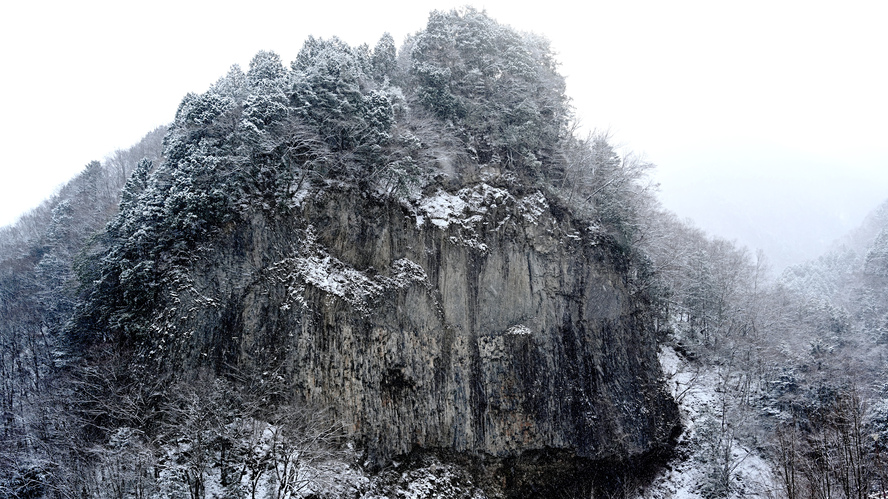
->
212, 64, 248, 104
409, 8, 570, 174
371, 32, 397, 82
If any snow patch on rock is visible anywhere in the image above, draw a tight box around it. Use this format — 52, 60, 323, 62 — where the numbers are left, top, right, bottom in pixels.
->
419, 191, 468, 229
270, 227, 430, 311
294, 254, 384, 306
506, 324, 532, 336
416, 184, 556, 252
517, 191, 547, 225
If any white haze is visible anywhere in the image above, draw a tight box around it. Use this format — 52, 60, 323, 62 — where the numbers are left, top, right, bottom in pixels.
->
1, 0, 886, 270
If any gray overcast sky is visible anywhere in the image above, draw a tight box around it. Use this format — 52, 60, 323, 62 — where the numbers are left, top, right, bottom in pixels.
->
2, 0, 886, 268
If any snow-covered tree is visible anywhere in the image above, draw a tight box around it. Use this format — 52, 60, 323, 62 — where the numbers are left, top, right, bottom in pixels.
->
371, 32, 397, 82
409, 8, 570, 175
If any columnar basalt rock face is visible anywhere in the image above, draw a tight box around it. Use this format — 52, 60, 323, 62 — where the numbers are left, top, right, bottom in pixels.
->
153, 182, 678, 467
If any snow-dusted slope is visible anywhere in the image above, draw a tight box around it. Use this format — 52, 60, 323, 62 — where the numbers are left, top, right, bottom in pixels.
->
638, 347, 776, 498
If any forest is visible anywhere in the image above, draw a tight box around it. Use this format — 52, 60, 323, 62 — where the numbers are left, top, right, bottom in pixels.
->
2, 8, 888, 499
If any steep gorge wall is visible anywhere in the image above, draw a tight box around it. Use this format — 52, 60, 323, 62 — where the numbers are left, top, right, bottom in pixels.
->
148, 181, 678, 466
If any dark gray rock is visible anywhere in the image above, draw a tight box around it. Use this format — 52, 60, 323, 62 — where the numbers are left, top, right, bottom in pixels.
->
149, 181, 679, 492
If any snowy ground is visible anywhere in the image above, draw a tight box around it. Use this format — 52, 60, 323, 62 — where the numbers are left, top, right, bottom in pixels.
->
636, 347, 778, 499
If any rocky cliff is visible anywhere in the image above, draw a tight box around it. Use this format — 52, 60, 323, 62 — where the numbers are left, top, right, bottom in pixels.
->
66, 10, 680, 495
143, 178, 678, 473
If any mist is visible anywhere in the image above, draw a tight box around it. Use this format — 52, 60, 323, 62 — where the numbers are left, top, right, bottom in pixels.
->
650, 144, 888, 270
